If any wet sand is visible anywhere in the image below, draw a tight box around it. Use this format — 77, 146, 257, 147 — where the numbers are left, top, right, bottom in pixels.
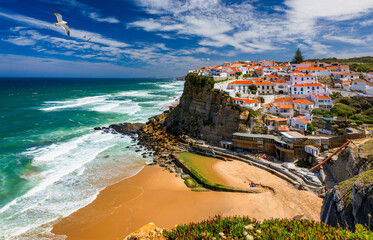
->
52, 161, 322, 240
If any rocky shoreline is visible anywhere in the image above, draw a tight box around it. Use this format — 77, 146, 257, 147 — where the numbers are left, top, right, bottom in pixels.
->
94, 110, 189, 176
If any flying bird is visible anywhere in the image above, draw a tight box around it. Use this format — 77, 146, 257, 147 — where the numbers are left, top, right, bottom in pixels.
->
53, 11, 70, 36
83, 36, 92, 42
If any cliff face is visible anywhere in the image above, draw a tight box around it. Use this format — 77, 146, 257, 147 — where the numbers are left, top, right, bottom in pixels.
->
324, 139, 373, 183
321, 170, 373, 230
164, 74, 250, 142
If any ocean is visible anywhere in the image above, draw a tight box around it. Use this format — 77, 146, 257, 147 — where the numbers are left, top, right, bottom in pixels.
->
0, 78, 184, 239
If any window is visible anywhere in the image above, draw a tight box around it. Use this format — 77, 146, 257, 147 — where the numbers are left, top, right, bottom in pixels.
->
317, 87, 319, 89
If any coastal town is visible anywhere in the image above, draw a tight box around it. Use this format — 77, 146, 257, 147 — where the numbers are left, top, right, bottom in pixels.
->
185, 55, 373, 166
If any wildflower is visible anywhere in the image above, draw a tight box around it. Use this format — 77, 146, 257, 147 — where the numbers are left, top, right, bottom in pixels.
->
219, 232, 225, 236
246, 235, 254, 240
243, 231, 248, 236
245, 225, 254, 230
256, 229, 262, 234
174, 224, 178, 228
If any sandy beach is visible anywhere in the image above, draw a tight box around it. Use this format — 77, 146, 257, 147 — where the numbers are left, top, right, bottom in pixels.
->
52, 160, 322, 240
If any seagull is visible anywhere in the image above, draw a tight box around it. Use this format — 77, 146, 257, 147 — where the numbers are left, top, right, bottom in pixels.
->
53, 11, 70, 36
83, 36, 92, 42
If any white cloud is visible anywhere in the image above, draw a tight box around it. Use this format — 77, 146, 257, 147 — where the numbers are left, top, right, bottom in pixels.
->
2, 36, 36, 46
0, 11, 129, 48
130, 0, 373, 57
360, 19, 373, 27
88, 12, 120, 24
41, 0, 120, 24
323, 35, 366, 45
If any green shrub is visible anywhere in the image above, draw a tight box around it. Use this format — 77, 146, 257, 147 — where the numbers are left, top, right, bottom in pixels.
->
330, 103, 356, 117
163, 216, 373, 239
186, 73, 215, 87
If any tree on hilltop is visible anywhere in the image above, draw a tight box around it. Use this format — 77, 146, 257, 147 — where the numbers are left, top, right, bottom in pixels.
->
292, 48, 304, 64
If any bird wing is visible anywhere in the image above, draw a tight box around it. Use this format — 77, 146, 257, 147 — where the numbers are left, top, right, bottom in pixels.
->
87, 37, 92, 42
60, 24, 70, 36
53, 11, 63, 22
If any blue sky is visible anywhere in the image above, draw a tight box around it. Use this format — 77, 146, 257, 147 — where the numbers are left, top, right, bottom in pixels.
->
0, 0, 373, 77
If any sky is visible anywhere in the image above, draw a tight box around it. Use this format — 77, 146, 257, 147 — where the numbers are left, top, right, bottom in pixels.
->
0, 0, 373, 78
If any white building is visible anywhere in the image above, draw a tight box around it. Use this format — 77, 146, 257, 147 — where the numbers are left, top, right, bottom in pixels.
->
351, 79, 367, 93
255, 81, 275, 95
289, 83, 326, 96
292, 99, 315, 114
291, 117, 310, 130
309, 94, 333, 110
233, 98, 261, 110
290, 73, 315, 85
274, 80, 289, 94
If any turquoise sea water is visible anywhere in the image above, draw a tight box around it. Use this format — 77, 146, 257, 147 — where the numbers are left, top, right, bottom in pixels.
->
0, 78, 184, 239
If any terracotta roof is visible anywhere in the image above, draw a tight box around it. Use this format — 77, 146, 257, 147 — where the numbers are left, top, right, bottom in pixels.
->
267, 74, 278, 78
317, 96, 331, 99
280, 104, 293, 109
264, 103, 271, 108
234, 98, 260, 104
353, 79, 366, 82
277, 126, 289, 132
297, 118, 309, 124
293, 99, 314, 104
274, 97, 294, 103
275, 80, 288, 84
267, 117, 287, 121
255, 81, 275, 85
229, 80, 254, 85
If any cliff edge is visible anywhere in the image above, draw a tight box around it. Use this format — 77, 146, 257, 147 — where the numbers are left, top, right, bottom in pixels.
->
164, 73, 250, 142
321, 170, 373, 230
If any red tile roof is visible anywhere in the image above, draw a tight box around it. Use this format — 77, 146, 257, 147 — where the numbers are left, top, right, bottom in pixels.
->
229, 80, 254, 85
297, 118, 309, 124
274, 97, 294, 103
293, 99, 314, 104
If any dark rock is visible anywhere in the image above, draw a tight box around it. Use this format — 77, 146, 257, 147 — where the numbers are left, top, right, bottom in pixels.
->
321, 170, 373, 230
94, 127, 102, 131
109, 122, 144, 135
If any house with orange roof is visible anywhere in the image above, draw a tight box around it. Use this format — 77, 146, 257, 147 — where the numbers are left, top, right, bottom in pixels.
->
309, 94, 333, 109
293, 99, 315, 114
258, 60, 277, 66
351, 79, 367, 93
291, 62, 313, 71
265, 117, 289, 132
290, 72, 315, 85
233, 97, 261, 110
289, 83, 327, 96
265, 102, 294, 118
342, 81, 351, 91
295, 66, 330, 76
255, 80, 275, 95
227, 80, 254, 95
266, 74, 279, 82
274, 79, 289, 94
291, 116, 311, 130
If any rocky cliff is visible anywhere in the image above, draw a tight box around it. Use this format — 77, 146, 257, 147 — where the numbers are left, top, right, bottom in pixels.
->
164, 73, 250, 142
323, 139, 373, 184
321, 170, 373, 230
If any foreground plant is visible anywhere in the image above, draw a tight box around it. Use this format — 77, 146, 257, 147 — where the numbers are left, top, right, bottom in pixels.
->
163, 215, 372, 240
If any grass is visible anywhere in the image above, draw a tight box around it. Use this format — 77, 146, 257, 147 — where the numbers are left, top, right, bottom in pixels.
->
163, 215, 373, 239
177, 152, 227, 185
183, 176, 198, 188
175, 152, 258, 193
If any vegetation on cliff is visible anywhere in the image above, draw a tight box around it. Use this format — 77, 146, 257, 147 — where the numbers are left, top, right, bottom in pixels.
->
311, 97, 373, 124
306, 56, 373, 72
163, 215, 372, 239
